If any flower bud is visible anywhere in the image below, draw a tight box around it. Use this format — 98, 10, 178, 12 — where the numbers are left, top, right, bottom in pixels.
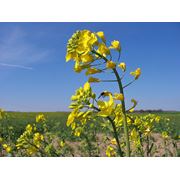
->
106, 60, 116, 69
118, 62, 126, 72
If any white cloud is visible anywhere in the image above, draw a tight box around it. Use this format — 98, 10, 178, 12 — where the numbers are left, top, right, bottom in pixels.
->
0, 27, 51, 68
0, 63, 33, 70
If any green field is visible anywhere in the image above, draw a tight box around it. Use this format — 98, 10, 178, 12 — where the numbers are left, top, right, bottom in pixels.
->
152, 112, 180, 133
5, 111, 180, 139
4, 112, 70, 141
1, 111, 179, 157
133, 112, 180, 134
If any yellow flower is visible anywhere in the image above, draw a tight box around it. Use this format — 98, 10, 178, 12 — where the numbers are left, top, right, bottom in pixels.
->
74, 61, 83, 73
97, 94, 114, 117
106, 60, 116, 69
96, 31, 106, 43
3, 144, 11, 153
66, 52, 78, 62
88, 76, 101, 83
66, 110, 77, 126
106, 146, 116, 157
71, 122, 76, 130
76, 111, 85, 118
66, 30, 98, 62
82, 111, 91, 118
111, 138, 117, 145
3, 144, 8, 149
130, 68, 141, 80
130, 128, 138, 140
162, 131, 168, 139
114, 112, 123, 127
134, 117, 141, 125
81, 53, 94, 63
109, 40, 121, 51
113, 93, 124, 101
155, 116, 161, 123
97, 43, 110, 56
81, 30, 98, 47
71, 95, 78, 101
33, 132, 44, 141
74, 127, 82, 137
85, 67, 101, 75
83, 82, 91, 91
144, 127, 151, 136
36, 114, 46, 123
118, 62, 126, 72
26, 124, 33, 133
59, 140, 65, 147
130, 128, 141, 147
33, 133, 44, 148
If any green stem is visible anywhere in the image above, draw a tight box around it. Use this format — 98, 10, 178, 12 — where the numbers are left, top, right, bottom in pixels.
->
101, 80, 117, 82
107, 116, 124, 157
146, 136, 150, 157
91, 105, 123, 157
113, 68, 131, 157
92, 50, 131, 156
123, 79, 136, 89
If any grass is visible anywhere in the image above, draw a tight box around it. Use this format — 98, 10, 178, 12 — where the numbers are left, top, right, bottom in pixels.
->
4, 112, 70, 141
3, 111, 180, 142
154, 111, 180, 133
1, 111, 179, 157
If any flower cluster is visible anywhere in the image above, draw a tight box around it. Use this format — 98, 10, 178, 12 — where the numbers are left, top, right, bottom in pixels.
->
128, 114, 161, 147
66, 29, 141, 82
16, 123, 44, 155
36, 114, 46, 123
67, 82, 95, 137
66, 30, 98, 73
2, 144, 11, 153
66, 29, 143, 156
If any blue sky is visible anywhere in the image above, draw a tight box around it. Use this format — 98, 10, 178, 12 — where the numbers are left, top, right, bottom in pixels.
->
0, 22, 179, 111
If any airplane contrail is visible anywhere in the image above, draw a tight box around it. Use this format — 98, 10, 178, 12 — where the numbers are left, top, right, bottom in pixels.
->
0, 63, 33, 70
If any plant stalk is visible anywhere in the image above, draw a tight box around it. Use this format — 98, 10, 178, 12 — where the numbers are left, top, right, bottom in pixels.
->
113, 68, 131, 157
91, 105, 123, 156
92, 50, 131, 156
107, 117, 124, 156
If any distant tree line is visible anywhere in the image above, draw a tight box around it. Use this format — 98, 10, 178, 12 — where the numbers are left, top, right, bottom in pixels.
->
135, 109, 164, 113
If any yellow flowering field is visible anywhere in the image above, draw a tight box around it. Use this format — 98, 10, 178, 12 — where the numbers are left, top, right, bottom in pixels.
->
0, 29, 179, 157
